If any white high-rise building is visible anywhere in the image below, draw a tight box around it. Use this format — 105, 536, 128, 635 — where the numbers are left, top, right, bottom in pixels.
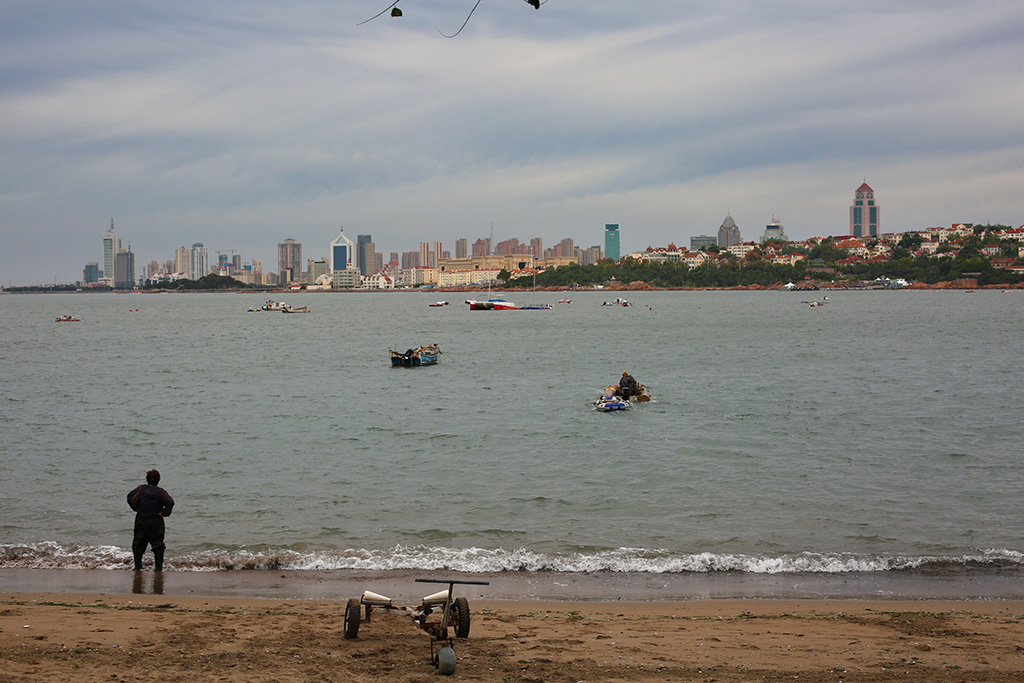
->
103, 218, 120, 280
188, 243, 208, 280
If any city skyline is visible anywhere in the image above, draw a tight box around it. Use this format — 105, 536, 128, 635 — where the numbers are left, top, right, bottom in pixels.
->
3, 2, 1024, 285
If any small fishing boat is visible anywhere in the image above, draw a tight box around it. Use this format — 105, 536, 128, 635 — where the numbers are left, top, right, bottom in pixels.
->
249, 300, 289, 312
520, 304, 552, 310
601, 297, 632, 307
55, 315, 80, 322
465, 298, 518, 310
390, 344, 441, 367
594, 396, 630, 412
429, 301, 449, 307
558, 299, 572, 304
281, 305, 309, 313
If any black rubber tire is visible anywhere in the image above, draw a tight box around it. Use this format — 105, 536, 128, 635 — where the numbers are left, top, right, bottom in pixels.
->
436, 645, 456, 675
343, 598, 360, 639
453, 596, 470, 638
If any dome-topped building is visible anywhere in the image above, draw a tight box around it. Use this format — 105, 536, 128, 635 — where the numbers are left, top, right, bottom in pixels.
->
718, 214, 741, 248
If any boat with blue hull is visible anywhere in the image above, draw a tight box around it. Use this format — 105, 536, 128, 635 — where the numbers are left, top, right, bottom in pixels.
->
593, 396, 630, 412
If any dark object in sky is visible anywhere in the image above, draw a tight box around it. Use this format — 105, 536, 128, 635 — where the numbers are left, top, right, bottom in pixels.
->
360, 1, 543, 33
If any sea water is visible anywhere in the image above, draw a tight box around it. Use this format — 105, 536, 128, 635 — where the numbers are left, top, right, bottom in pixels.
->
1, 289, 1021, 586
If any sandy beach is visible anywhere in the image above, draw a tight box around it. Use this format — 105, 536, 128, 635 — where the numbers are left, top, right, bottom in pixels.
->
3, 588, 1022, 682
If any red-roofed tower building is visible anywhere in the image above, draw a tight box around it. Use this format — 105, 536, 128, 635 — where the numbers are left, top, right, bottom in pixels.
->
850, 181, 879, 238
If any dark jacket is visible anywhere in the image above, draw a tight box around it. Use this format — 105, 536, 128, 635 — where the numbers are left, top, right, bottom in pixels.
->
127, 485, 174, 518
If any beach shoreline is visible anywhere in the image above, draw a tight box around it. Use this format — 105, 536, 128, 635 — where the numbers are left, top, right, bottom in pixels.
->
3, 588, 1022, 682
4, 567, 1024, 603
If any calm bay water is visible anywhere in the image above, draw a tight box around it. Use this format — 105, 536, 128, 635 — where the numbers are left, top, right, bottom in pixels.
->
1, 289, 1021, 581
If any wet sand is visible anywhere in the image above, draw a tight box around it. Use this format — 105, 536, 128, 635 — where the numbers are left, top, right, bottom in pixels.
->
2, 589, 1023, 682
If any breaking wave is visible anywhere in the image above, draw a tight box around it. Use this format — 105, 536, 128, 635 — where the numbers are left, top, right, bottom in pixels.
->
2, 542, 1022, 574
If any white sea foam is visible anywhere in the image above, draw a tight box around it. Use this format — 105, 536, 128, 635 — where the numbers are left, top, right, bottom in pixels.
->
3, 542, 1022, 574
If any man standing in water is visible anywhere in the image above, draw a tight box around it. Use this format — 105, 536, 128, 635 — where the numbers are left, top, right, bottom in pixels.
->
127, 469, 174, 571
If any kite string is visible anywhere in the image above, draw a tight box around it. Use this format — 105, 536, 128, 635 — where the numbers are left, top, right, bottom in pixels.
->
440, 0, 484, 38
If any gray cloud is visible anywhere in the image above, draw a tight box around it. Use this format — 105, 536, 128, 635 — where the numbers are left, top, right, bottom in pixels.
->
2, 0, 1023, 283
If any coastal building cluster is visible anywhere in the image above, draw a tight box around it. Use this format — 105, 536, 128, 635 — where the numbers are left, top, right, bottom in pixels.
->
79, 183, 1024, 290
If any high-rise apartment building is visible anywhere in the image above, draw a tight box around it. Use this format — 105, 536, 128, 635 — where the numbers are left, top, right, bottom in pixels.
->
455, 238, 468, 259
850, 181, 879, 237
188, 243, 208, 280
175, 246, 188, 275
471, 238, 490, 258
103, 218, 120, 280
278, 238, 302, 283
308, 258, 329, 284
604, 224, 620, 261
419, 242, 431, 269
717, 215, 741, 248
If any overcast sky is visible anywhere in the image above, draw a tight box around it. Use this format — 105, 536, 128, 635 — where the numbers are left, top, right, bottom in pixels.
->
3, 0, 1023, 285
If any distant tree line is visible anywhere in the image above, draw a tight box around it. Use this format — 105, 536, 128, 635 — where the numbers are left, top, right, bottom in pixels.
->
141, 274, 250, 290
506, 239, 1024, 289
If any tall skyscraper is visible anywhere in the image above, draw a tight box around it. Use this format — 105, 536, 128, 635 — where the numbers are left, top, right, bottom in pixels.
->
717, 215, 741, 248
114, 247, 135, 289
330, 227, 355, 273
455, 238, 468, 259
357, 234, 374, 276
604, 224, 620, 261
419, 242, 431, 268
188, 243, 208, 280
103, 218, 120, 280
278, 238, 302, 283
850, 181, 879, 237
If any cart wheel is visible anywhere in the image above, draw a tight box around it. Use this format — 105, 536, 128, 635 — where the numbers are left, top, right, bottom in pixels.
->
435, 645, 456, 675
453, 596, 471, 638
343, 598, 361, 639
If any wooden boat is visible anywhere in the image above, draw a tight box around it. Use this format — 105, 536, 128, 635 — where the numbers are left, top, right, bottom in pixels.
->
55, 315, 80, 322
390, 344, 441, 367
281, 305, 309, 313
429, 301, 449, 307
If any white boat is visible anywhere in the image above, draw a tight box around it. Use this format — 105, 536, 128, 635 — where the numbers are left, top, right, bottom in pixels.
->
249, 300, 289, 312
465, 298, 518, 310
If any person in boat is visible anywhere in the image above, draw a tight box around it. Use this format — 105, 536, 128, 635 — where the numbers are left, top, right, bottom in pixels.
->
617, 371, 638, 399
127, 469, 174, 572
